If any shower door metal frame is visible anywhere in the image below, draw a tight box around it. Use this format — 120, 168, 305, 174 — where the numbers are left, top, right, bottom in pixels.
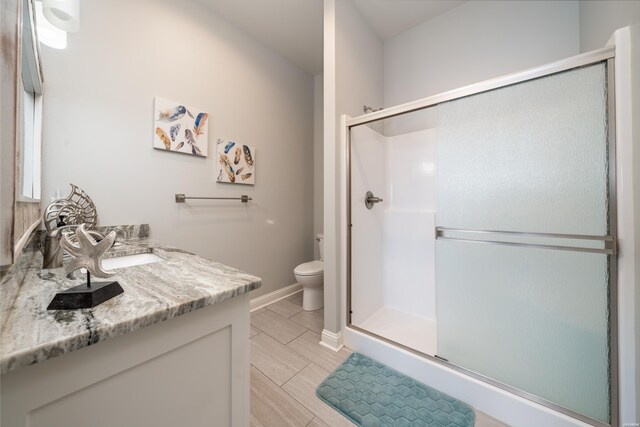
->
345, 46, 618, 427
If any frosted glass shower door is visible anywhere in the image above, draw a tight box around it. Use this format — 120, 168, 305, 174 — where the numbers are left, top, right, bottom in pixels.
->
435, 63, 613, 424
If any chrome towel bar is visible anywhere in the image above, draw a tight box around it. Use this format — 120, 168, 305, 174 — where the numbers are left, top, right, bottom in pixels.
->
435, 227, 616, 255
175, 194, 252, 203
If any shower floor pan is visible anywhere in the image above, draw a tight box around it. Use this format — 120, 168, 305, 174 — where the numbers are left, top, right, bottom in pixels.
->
356, 306, 437, 356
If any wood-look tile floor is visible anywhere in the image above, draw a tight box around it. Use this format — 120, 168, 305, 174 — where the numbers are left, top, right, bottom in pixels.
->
250, 292, 353, 427
250, 292, 508, 427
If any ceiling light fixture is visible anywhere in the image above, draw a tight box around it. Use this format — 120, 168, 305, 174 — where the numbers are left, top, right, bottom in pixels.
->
35, 0, 67, 49
42, 0, 79, 32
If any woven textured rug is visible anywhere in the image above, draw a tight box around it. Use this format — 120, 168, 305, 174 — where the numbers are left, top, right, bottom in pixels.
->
316, 353, 475, 427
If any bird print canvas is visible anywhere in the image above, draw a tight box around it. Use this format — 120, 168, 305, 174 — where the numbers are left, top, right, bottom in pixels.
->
153, 97, 209, 157
216, 139, 255, 185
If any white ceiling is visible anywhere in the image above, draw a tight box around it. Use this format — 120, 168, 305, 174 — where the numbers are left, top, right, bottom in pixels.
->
197, 0, 466, 76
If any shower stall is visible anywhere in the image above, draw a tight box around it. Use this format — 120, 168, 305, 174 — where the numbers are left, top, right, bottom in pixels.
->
344, 44, 627, 427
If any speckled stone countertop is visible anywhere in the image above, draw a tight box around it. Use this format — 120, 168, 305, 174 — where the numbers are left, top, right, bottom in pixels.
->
0, 225, 261, 374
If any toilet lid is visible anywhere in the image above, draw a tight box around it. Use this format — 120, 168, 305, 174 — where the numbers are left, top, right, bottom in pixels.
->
294, 260, 323, 276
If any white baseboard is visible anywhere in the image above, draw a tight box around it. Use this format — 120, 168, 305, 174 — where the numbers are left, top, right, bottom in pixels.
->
250, 283, 302, 312
320, 329, 344, 351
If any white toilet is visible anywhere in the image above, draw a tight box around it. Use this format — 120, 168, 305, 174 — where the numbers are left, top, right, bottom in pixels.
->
294, 234, 324, 311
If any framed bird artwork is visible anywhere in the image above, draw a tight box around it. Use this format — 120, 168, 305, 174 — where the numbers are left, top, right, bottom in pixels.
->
153, 97, 209, 157
216, 139, 255, 185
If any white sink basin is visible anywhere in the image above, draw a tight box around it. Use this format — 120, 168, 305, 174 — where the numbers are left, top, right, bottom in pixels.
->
101, 253, 163, 270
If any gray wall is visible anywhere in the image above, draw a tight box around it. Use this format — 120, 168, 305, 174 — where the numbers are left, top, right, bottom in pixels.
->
41, 0, 314, 298
313, 73, 324, 260
322, 0, 384, 335
384, 0, 580, 107
631, 22, 640, 426
336, 0, 384, 121
579, 1, 640, 52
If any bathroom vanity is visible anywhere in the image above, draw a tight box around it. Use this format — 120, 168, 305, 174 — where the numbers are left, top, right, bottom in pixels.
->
0, 225, 261, 427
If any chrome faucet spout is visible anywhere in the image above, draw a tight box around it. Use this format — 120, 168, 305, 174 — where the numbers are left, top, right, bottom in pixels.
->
41, 225, 107, 269
42, 225, 79, 269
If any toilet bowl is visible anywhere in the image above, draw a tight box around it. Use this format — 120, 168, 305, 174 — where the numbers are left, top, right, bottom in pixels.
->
294, 234, 324, 311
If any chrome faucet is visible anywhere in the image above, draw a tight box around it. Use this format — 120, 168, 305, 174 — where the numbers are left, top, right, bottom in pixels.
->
42, 226, 106, 269
42, 225, 76, 269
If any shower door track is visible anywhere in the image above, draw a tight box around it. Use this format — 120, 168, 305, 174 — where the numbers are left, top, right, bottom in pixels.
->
345, 46, 617, 427
346, 45, 614, 128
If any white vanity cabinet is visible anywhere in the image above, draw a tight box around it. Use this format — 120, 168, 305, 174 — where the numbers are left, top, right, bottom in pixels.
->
1, 293, 250, 427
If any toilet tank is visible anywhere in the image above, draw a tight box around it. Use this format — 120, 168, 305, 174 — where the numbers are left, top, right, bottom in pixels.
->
317, 234, 324, 261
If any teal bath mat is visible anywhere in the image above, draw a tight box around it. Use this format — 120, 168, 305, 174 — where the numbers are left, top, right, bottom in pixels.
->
316, 353, 475, 427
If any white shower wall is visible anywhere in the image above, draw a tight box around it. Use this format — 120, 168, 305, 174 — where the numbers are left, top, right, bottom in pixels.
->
384, 129, 437, 318
350, 125, 386, 325
351, 124, 438, 355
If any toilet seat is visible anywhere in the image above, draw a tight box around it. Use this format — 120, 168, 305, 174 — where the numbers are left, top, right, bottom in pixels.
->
294, 260, 323, 276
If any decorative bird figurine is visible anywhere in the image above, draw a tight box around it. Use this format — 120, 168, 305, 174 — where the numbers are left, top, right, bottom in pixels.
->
60, 224, 117, 278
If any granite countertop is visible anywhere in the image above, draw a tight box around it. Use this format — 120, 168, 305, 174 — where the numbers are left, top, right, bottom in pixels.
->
0, 225, 261, 374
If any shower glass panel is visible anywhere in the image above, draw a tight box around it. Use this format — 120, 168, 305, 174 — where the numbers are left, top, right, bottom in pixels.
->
436, 63, 611, 424
436, 64, 608, 235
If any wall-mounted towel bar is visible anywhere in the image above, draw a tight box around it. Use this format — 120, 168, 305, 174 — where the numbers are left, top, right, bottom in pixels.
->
174, 194, 252, 203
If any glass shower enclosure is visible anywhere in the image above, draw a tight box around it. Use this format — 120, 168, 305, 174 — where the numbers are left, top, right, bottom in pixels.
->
346, 51, 617, 427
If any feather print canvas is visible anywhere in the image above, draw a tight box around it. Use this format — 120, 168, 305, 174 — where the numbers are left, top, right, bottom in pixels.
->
153, 97, 209, 157
216, 139, 255, 185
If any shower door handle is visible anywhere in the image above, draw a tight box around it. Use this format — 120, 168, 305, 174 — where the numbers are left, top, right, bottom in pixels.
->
365, 191, 383, 209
